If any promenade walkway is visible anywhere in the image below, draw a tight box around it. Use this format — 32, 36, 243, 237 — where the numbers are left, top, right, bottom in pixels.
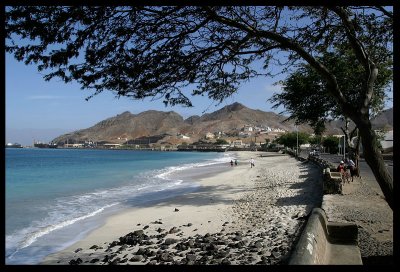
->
313, 153, 393, 265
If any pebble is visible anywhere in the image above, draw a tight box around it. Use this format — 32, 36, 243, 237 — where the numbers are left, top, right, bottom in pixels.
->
61, 157, 325, 265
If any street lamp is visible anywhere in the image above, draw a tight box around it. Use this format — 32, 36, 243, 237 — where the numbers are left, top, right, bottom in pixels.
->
342, 134, 346, 161
333, 128, 345, 159
296, 125, 299, 157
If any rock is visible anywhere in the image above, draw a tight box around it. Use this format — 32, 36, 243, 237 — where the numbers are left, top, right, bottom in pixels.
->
235, 241, 245, 248
143, 225, 149, 230
164, 238, 179, 245
129, 255, 144, 262
109, 240, 119, 248
109, 257, 120, 265
174, 208, 179, 212
69, 258, 82, 265
168, 227, 180, 234
215, 249, 230, 258
136, 247, 146, 255
89, 258, 99, 263
187, 223, 193, 227
186, 254, 197, 261
254, 241, 263, 248
187, 240, 195, 247
74, 248, 82, 253
118, 245, 128, 251
272, 251, 281, 259
160, 252, 174, 262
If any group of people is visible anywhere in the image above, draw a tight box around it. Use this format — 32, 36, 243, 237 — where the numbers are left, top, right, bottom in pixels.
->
230, 159, 238, 166
229, 158, 255, 168
337, 158, 357, 182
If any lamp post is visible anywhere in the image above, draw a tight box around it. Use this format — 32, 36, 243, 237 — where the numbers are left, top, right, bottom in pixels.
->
296, 125, 299, 157
343, 134, 346, 161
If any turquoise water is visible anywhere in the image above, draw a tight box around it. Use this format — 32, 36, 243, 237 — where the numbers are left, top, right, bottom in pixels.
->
6, 148, 234, 264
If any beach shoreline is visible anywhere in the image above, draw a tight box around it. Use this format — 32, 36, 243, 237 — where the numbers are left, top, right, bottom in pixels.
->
41, 151, 323, 265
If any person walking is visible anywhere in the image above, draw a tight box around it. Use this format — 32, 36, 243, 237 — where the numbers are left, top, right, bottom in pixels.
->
234, 159, 238, 166
250, 158, 255, 168
345, 158, 356, 182
230, 160, 234, 167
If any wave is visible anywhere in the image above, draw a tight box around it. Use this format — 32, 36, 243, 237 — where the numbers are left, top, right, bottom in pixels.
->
155, 153, 235, 180
29, 203, 118, 248
6, 152, 233, 263
6, 202, 118, 261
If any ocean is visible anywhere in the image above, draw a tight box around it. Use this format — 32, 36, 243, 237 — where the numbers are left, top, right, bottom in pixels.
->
5, 148, 235, 264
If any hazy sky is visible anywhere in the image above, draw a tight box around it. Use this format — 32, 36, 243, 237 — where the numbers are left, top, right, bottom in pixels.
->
6, 52, 289, 145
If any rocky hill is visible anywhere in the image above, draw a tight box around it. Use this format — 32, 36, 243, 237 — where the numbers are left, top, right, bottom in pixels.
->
52, 103, 393, 144
371, 108, 393, 130
53, 110, 186, 144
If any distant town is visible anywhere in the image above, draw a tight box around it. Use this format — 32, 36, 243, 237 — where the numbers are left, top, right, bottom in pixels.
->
6, 123, 393, 153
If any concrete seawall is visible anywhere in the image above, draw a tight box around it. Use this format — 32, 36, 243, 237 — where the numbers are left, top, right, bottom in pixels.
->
289, 208, 362, 265
286, 152, 392, 265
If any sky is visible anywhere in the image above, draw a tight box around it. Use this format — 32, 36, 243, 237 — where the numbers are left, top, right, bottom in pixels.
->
6, 53, 287, 146
5, 6, 393, 146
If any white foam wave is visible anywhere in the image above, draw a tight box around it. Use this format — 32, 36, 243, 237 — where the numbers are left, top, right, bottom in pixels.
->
155, 153, 235, 180
18, 202, 118, 249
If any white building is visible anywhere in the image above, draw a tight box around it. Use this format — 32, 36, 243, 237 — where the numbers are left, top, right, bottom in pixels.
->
205, 132, 215, 139
177, 134, 190, 139
243, 125, 253, 132
232, 140, 243, 147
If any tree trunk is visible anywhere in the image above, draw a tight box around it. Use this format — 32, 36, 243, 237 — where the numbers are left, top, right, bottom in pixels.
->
357, 120, 393, 210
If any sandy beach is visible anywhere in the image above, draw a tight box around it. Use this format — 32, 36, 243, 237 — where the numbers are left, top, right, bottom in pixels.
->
41, 151, 323, 265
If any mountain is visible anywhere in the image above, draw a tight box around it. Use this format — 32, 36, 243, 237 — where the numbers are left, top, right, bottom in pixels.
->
371, 108, 393, 130
52, 110, 186, 144
182, 102, 311, 134
52, 103, 393, 144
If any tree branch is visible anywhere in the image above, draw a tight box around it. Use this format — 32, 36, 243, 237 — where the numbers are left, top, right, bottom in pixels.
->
202, 6, 350, 114
329, 7, 371, 73
375, 6, 393, 19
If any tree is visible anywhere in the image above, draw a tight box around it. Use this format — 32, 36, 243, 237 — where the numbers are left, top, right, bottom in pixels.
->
308, 134, 323, 149
214, 138, 229, 145
322, 136, 340, 154
5, 6, 393, 209
276, 132, 309, 150
269, 47, 392, 177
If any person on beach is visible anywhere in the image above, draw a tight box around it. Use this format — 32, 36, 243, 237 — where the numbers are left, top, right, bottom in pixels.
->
337, 161, 345, 172
230, 160, 234, 167
250, 158, 255, 168
235, 159, 238, 166
345, 158, 356, 182
337, 160, 351, 183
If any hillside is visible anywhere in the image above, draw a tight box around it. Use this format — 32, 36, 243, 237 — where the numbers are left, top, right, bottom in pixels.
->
52, 103, 393, 144
371, 108, 393, 130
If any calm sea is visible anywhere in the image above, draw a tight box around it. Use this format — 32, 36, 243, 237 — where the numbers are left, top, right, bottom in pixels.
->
5, 148, 234, 264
